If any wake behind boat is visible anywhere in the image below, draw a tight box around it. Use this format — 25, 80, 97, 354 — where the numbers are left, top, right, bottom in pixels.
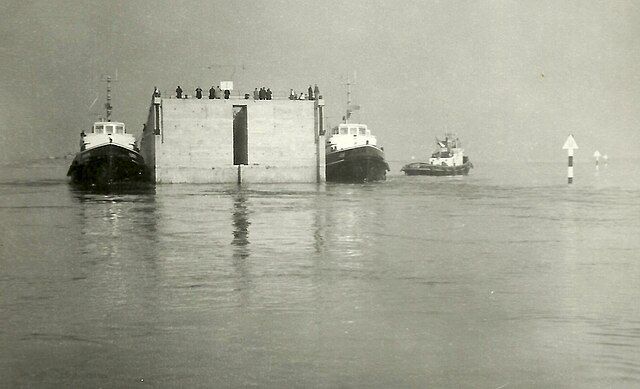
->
401, 133, 473, 176
67, 77, 148, 187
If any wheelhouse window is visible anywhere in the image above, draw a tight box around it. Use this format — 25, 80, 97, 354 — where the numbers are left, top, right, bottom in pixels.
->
94, 125, 104, 134
115, 125, 124, 134
105, 125, 114, 134
358, 127, 366, 135
349, 127, 357, 135
339, 127, 348, 135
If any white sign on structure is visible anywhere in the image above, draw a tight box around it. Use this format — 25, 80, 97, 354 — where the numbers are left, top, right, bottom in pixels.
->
220, 81, 233, 91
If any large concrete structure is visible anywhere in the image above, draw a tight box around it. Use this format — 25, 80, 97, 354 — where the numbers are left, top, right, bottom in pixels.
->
140, 94, 326, 183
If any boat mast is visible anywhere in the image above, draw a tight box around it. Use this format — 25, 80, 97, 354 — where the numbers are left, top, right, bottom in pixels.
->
104, 75, 113, 122
345, 75, 351, 124
343, 72, 360, 124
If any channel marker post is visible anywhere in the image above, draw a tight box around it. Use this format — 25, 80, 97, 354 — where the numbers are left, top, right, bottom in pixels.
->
563, 134, 579, 184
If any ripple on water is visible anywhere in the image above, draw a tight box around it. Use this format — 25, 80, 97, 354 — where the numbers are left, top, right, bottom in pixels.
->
585, 322, 640, 383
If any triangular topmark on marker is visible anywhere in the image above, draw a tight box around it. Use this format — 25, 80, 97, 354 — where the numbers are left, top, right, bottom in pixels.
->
562, 135, 579, 150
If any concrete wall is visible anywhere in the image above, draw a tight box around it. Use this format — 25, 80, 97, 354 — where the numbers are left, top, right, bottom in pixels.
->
140, 96, 325, 183
139, 97, 158, 182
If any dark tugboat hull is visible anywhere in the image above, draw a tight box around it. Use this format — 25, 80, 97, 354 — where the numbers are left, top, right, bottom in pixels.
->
326, 145, 389, 182
67, 144, 148, 187
401, 161, 473, 176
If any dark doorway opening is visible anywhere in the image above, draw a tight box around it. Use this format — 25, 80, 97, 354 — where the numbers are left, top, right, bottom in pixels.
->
233, 105, 248, 165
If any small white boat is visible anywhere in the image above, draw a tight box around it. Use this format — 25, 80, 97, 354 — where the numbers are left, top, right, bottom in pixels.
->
402, 134, 473, 176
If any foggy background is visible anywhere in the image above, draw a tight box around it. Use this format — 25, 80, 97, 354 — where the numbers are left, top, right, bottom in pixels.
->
1, 0, 639, 165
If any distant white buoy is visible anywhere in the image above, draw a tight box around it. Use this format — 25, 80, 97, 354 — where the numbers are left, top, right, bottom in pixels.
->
562, 135, 579, 184
593, 150, 601, 170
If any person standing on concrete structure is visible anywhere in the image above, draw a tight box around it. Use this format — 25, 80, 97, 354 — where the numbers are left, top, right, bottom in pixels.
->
266, 88, 272, 100
224, 89, 230, 99
216, 86, 223, 99
307, 85, 313, 100
209, 86, 215, 99
259, 87, 266, 100
314, 84, 320, 100
253, 88, 259, 100
176, 86, 183, 99
195, 87, 202, 99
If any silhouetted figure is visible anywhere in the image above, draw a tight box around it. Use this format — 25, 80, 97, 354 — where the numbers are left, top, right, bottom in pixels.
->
253, 88, 259, 100
224, 89, 230, 99
308, 85, 313, 100
216, 86, 223, 99
289, 89, 295, 100
314, 84, 320, 100
195, 87, 202, 99
259, 87, 266, 100
209, 86, 215, 99
266, 88, 272, 100
153, 87, 161, 97
176, 86, 183, 99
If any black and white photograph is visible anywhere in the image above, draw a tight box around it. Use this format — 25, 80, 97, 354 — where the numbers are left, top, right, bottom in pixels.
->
1, 1, 639, 387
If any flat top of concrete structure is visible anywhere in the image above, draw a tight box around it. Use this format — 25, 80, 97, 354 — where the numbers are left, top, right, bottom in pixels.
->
163, 96, 322, 102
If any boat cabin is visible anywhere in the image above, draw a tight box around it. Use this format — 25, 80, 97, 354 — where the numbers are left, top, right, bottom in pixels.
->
80, 121, 136, 152
428, 137, 465, 166
86, 121, 126, 135
327, 123, 378, 151
432, 150, 452, 158
330, 123, 370, 137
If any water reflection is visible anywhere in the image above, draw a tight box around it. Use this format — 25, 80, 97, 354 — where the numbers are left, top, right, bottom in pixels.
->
230, 189, 252, 306
69, 184, 159, 282
231, 189, 251, 258
323, 184, 366, 259
312, 203, 326, 254
70, 184, 157, 240
41, 184, 166, 381
68, 181, 155, 196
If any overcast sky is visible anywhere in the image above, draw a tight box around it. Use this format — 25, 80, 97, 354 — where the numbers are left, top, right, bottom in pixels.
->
1, 0, 639, 164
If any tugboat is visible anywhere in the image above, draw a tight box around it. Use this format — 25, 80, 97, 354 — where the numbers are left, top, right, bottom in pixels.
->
401, 133, 473, 176
325, 80, 389, 182
67, 76, 148, 187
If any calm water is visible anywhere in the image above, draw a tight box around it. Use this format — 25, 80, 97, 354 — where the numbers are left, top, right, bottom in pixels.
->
1, 158, 639, 388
